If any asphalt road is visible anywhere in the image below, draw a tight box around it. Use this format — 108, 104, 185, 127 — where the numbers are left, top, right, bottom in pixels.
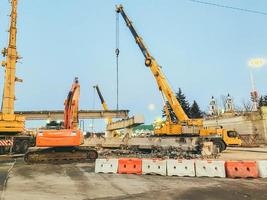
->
0, 159, 266, 200
0, 160, 14, 198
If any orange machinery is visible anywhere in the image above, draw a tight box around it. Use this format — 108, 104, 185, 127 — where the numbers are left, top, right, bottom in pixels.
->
24, 78, 98, 163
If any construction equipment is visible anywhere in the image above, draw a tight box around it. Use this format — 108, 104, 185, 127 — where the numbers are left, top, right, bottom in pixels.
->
94, 85, 145, 137
115, 5, 241, 152
0, 0, 34, 155
94, 85, 118, 137
24, 78, 98, 163
94, 85, 112, 124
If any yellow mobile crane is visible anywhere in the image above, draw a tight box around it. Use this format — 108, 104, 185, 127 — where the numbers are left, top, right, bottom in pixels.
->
0, 0, 33, 154
116, 5, 241, 152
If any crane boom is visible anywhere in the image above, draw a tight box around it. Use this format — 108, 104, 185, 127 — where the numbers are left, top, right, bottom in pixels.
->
116, 5, 202, 126
1, 0, 21, 114
94, 85, 112, 124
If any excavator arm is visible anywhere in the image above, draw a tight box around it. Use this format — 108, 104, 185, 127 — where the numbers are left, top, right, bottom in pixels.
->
63, 77, 80, 129
116, 5, 202, 126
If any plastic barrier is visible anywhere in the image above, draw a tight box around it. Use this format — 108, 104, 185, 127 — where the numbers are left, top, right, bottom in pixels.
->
257, 160, 267, 178
195, 160, 225, 178
118, 158, 142, 175
95, 159, 118, 174
142, 159, 167, 176
225, 161, 259, 178
166, 159, 195, 177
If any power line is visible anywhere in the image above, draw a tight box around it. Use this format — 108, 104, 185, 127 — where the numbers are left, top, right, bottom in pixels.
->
187, 0, 267, 16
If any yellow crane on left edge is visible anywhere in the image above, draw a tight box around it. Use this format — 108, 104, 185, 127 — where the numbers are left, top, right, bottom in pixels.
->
0, 0, 33, 154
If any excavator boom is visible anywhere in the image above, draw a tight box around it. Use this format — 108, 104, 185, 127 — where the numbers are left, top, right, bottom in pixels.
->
64, 77, 80, 129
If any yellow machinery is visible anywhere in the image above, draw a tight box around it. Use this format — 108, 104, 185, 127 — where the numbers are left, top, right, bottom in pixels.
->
116, 5, 241, 152
94, 85, 112, 124
94, 85, 120, 137
0, 0, 33, 154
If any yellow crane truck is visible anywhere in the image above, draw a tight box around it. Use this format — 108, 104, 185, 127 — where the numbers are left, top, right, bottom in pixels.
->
116, 5, 241, 152
0, 0, 34, 154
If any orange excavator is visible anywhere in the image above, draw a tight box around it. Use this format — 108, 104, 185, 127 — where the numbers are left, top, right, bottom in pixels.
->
24, 78, 98, 163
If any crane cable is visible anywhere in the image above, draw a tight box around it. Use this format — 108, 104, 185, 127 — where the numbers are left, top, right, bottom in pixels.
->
115, 12, 120, 110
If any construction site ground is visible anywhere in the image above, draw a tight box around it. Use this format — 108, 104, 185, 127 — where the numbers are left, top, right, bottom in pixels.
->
0, 148, 267, 200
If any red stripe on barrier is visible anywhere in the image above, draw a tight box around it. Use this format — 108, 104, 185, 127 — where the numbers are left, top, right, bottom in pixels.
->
0, 140, 13, 146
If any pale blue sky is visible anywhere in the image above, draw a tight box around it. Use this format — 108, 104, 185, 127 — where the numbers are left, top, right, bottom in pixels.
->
0, 0, 267, 131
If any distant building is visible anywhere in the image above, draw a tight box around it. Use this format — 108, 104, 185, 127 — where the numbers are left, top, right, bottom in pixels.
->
225, 93, 234, 112
209, 96, 218, 116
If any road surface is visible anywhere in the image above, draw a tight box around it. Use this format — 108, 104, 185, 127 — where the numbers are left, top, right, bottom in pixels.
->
0, 158, 266, 200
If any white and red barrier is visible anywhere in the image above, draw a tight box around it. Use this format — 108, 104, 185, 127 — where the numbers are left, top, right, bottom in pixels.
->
257, 160, 267, 178
142, 159, 167, 175
95, 158, 118, 174
94, 158, 267, 179
166, 159, 195, 177
195, 160, 226, 178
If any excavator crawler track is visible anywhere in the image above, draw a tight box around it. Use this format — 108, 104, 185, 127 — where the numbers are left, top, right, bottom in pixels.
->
24, 147, 98, 164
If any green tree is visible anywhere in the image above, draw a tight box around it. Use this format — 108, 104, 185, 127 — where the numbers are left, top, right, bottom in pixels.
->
189, 100, 203, 118
258, 95, 267, 108
162, 88, 191, 122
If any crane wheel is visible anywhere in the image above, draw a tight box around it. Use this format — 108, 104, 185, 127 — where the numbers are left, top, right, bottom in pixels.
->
0, 147, 4, 155
13, 142, 21, 153
213, 140, 226, 152
20, 140, 29, 153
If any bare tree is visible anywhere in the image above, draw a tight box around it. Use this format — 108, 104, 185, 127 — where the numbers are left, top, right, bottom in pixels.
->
220, 95, 227, 110
242, 99, 253, 112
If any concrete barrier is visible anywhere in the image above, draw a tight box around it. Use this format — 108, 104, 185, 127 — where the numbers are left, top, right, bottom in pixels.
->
142, 159, 167, 176
225, 161, 259, 178
257, 160, 267, 178
118, 158, 142, 175
95, 158, 118, 174
166, 159, 195, 177
195, 160, 226, 178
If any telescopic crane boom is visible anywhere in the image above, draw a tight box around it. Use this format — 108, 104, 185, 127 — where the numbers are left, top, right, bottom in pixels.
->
116, 5, 202, 127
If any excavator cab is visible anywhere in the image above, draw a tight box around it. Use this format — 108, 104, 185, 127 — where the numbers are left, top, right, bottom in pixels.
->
45, 120, 63, 130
